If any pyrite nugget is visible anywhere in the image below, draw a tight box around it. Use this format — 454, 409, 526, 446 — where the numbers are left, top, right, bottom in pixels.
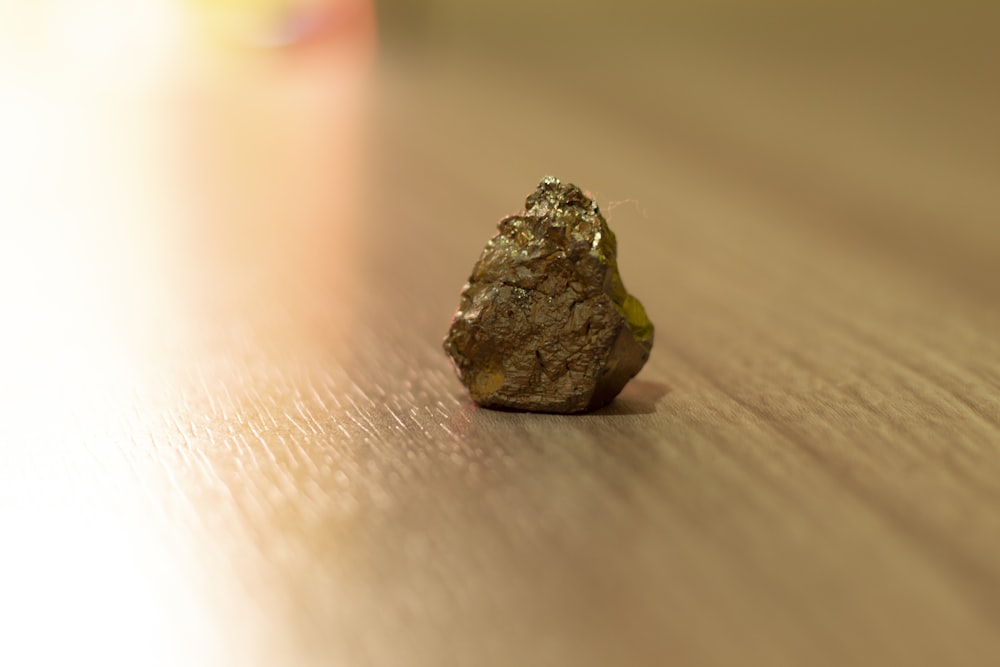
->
443, 177, 654, 413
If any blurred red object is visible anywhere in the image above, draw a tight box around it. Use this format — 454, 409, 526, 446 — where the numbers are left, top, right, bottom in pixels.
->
192, 0, 373, 48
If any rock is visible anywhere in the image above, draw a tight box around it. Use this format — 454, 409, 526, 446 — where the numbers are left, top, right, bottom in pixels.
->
443, 177, 654, 413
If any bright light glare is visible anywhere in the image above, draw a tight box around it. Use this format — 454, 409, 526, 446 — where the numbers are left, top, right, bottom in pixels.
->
0, 4, 209, 666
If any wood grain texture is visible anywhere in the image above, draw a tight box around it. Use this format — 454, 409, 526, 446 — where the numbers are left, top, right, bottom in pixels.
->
2, 4, 999, 666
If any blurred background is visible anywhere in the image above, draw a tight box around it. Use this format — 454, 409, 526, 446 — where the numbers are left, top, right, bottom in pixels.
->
1, 1, 998, 666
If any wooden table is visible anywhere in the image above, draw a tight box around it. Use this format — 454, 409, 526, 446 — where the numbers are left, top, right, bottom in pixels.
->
2, 3, 998, 665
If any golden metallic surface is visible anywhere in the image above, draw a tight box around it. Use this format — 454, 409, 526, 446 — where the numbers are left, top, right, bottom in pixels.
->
2, 2, 1000, 666
444, 177, 654, 413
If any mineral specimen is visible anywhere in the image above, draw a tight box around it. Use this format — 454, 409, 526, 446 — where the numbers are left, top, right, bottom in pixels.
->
443, 177, 654, 413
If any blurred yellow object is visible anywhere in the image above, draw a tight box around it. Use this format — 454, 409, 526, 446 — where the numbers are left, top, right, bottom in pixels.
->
189, 0, 359, 47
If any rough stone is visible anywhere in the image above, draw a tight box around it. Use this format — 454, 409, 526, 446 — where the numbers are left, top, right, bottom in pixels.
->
443, 177, 654, 413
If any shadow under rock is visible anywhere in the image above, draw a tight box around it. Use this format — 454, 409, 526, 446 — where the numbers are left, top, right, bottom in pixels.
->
447, 378, 671, 418
593, 379, 671, 416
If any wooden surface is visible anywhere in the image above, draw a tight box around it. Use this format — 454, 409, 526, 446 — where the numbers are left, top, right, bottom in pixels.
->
2, 3, 999, 665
